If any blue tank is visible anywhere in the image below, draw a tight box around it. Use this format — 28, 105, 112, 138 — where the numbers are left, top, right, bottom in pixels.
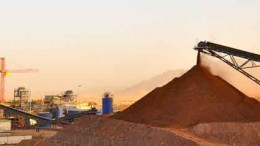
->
102, 97, 113, 114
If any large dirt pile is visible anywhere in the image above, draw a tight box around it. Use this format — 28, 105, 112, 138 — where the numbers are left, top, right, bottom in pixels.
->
43, 116, 203, 146
113, 65, 260, 128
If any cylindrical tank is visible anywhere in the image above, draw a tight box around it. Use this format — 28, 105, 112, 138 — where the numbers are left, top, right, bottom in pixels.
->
37, 112, 52, 128
102, 93, 113, 114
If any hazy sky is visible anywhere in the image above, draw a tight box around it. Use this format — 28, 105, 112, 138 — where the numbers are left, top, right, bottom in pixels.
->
0, 0, 259, 99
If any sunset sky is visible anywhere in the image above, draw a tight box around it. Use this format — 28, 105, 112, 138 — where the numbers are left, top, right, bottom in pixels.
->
0, 0, 259, 99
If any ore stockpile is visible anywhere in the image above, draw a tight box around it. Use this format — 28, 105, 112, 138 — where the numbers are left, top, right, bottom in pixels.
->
113, 65, 260, 128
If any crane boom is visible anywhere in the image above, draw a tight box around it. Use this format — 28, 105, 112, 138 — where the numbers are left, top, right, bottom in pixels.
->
8, 69, 39, 73
0, 57, 38, 102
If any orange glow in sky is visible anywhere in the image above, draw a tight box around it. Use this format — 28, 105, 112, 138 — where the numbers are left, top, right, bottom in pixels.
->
0, 0, 259, 99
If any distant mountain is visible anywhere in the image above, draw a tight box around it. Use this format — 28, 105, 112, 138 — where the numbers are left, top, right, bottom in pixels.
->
115, 69, 186, 100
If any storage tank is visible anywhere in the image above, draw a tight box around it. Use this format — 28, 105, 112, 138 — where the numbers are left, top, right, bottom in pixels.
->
102, 92, 113, 114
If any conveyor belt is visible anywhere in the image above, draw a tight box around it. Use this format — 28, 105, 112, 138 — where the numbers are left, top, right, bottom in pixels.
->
0, 104, 97, 125
0, 104, 54, 124
194, 41, 260, 85
196, 41, 260, 62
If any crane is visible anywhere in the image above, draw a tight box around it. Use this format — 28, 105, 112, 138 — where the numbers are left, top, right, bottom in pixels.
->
0, 57, 38, 103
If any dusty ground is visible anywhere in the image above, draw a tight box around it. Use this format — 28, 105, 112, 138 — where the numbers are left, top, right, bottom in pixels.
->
13, 129, 58, 146
12, 129, 58, 138
191, 122, 260, 146
18, 117, 260, 146
43, 116, 225, 146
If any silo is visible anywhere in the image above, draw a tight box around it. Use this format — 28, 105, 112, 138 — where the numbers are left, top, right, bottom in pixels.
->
102, 92, 113, 114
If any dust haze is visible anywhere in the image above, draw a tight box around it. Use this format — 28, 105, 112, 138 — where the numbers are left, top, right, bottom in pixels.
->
200, 53, 260, 99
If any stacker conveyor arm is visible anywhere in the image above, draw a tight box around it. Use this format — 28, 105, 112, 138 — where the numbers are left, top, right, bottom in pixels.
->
195, 41, 260, 62
194, 41, 260, 85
